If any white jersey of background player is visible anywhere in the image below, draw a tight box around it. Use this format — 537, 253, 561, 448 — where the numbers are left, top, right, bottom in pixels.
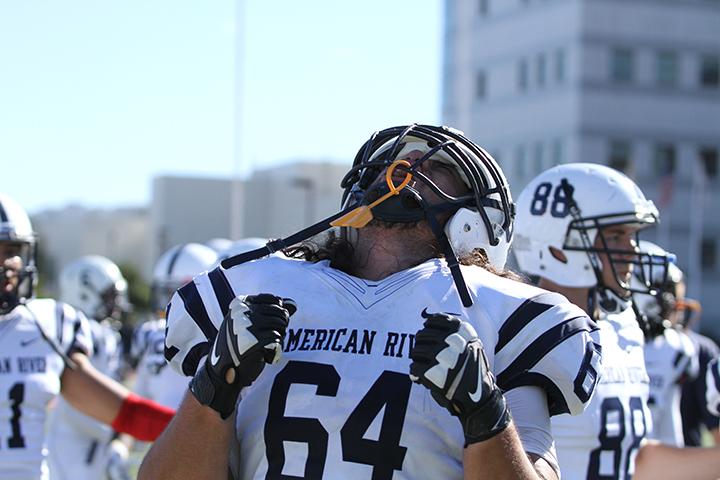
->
153, 125, 602, 479
632, 243, 698, 447
0, 193, 176, 480
131, 243, 219, 409
0, 195, 94, 480
514, 163, 665, 480
46, 256, 130, 480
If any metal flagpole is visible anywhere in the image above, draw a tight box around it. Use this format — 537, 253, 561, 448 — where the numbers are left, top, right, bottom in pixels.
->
231, 0, 246, 240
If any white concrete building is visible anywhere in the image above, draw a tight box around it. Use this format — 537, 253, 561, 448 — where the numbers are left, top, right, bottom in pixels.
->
150, 161, 347, 271
443, 0, 720, 332
31, 206, 151, 292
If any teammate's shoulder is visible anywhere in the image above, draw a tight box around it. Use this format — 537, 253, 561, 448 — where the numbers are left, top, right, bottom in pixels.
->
135, 317, 167, 334
463, 267, 588, 326
480, 275, 600, 417
661, 328, 696, 355
24, 297, 85, 325
222, 253, 311, 277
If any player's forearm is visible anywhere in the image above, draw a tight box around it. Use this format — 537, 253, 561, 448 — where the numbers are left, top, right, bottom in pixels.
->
463, 423, 552, 480
634, 441, 720, 480
139, 391, 233, 480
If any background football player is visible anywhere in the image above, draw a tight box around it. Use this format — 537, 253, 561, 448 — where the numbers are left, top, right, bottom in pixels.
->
0, 193, 174, 480
677, 289, 720, 446
46, 255, 132, 480
514, 162, 657, 480
705, 357, 720, 418
514, 163, 720, 480
131, 242, 219, 410
140, 124, 601, 480
632, 241, 698, 447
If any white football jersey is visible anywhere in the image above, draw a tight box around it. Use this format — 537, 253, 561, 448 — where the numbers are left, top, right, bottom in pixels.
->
552, 303, 651, 480
706, 357, 720, 417
166, 256, 601, 479
644, 328, 697, 446
0, 299, 92, 480
132, 318, 188, 409
46, 318, 123, 479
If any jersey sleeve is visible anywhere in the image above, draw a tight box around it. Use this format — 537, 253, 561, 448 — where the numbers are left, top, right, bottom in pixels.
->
57, 301, 93, 357
706, 358, 720, 417
676, 330, 700, 384
165, 267, 235, 377
493, 292, 601, 416
130, 320, 156, 365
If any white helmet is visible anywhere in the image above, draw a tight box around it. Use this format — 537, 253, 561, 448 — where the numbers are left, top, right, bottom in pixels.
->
0, 193, 37, 314
514, 163, 658, 291
218, 237, 269, 261
59, 255, 130, 321
151, 243, 219, 313
205, 238, 233, 254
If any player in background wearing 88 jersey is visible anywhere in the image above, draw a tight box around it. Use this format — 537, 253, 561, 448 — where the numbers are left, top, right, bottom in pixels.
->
131, 242, 219, 410
140, 124, 601, 480
514, 163, 657, 480
0, 193, 175, 480
631, 242, 698, 447
514, 164, 720, 480
46, 255, 132, 480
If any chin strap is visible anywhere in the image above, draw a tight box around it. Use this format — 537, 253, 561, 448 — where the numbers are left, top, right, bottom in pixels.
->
424, 204, 473, 308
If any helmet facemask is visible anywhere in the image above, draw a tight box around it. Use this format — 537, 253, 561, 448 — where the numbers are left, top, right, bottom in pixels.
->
0, 240, 37, 315
565, 217, 668, 297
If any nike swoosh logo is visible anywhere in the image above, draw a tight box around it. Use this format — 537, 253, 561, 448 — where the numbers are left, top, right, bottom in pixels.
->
20, 337, 40, 347
468, 350, 484, 403
210, 340, 221, 366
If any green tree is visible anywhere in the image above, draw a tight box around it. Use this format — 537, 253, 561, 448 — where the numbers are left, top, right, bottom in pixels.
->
118, 262, 151, 319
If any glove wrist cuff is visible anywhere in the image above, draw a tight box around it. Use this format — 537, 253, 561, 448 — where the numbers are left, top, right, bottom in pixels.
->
462, 389, 512, 445
189, 362, 241, 420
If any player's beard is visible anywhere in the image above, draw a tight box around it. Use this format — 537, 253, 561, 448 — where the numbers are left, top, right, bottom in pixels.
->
354, 218, 443, 272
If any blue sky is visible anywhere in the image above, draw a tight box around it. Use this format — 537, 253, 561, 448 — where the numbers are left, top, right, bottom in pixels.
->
0, 1, 442, 213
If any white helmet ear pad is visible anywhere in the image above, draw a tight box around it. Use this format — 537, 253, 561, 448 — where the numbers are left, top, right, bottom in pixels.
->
444, 207, 511, 270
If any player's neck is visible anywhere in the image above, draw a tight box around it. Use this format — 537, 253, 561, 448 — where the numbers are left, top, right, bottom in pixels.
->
537, 278, 597, 319
348, 223, 438, 281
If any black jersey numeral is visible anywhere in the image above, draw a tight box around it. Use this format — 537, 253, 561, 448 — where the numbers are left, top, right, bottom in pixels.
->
2, 382, 27, 449
264, 361, 411, 479
587, 395, 646, 480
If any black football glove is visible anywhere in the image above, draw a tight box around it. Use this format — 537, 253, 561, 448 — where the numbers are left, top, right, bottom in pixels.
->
409, 309, 511, 445
190, 293, 296, 419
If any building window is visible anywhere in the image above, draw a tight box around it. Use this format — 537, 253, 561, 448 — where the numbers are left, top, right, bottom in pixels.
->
534, 142, 544, 174
654, 144, 676, 175
552, 139, 563, 165
479, 0, 489, 15
656, 51, 678, 87
555, 48, 565, 83
611, 47, 635, 83
701, 238, 717, 271
518, 59, 528, 91
537, 53, 547, 87
699, 147, 719, 178
476, 71, 487, 99
700, 55, 720, 88
608, 140, 632, 173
